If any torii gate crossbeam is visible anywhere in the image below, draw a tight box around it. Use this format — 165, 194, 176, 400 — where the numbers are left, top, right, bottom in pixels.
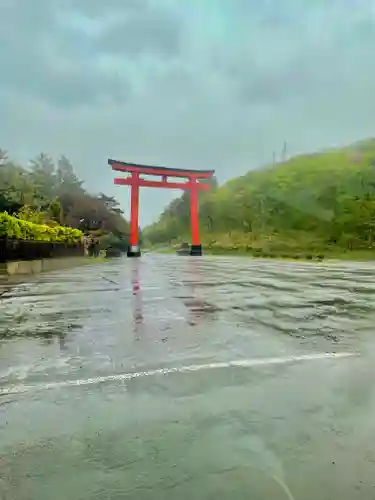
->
109, 159, 215, 257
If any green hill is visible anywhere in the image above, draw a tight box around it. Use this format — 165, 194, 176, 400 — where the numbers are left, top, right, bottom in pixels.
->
143, 138, 375, 259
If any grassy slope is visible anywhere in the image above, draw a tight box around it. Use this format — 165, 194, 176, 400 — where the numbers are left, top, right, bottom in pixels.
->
144, 138, 375, 260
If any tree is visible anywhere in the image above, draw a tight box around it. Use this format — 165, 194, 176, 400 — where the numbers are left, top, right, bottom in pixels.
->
0, 162, 35, 213
30, 152, 55, 176
0, 148, 8, 166
56, 155, 84, 194
97, 193, 124, 215
29, 152, 57, 207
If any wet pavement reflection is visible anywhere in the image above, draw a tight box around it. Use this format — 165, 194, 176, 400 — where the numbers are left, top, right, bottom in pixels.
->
1, 255, 375, 499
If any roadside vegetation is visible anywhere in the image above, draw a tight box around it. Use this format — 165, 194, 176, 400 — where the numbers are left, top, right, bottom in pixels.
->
143, 138, 375, 260
0, 212, 82, 243
0, 149, 129, 251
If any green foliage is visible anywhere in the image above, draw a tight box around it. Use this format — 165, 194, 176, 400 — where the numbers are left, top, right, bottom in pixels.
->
144, 139, 375, 255
47, 198, 63, 223
0, 212, 83, 243
16, 205, 47, 224
99, 232, 128, 253
0, 161, 35, 212
0, 147, 130, 246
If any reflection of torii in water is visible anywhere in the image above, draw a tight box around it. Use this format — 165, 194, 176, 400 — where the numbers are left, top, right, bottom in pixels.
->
183, 259, 220, 325
131, 264, 144, 339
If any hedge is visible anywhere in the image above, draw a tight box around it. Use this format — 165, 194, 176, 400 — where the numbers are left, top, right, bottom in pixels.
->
0, 212, 83, 244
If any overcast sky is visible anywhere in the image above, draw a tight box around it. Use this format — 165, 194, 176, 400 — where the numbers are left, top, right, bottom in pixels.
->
2, 0, 375, 225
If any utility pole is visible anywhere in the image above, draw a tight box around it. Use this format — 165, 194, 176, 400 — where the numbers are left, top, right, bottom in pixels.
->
281, 141, 287, 162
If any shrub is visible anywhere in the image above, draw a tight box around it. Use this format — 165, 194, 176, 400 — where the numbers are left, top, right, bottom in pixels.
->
0, 212, 82, 244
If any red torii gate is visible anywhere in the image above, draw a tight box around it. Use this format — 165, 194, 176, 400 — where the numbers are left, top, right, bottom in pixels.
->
109, 159, 215, 257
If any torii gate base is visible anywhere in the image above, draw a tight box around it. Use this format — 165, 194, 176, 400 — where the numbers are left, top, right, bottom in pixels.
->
190, 245, 202, 256
109, 159, 215, 257
127, 246, 141, 258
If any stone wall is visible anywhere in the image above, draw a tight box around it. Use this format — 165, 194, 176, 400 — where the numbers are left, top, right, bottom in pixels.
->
1, 257, 91, 277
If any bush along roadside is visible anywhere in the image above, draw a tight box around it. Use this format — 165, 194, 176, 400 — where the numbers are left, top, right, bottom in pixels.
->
0, 212, 83, 243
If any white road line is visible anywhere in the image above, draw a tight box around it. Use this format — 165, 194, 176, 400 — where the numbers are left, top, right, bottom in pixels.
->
143, 297, 166, 303
0, 352, 357, 396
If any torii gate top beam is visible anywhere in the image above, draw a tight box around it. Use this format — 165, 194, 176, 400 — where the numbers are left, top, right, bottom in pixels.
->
108, 159, 215, 180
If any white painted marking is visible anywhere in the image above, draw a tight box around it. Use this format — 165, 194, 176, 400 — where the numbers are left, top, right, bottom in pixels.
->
143, 297, 166, 303
140, 286, 163, 291
0, 352, 356, 396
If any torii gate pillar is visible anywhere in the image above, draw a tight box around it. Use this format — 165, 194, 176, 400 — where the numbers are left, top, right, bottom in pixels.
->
128, 173, 141, 257
109, 159, 215, 257
189, 179, 202, 256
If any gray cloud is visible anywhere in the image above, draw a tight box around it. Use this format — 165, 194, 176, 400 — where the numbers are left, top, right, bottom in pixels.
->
0, 1, 109, 107
65, 0, 146, 19
0, 0, 180, 108
97, 8, 184, 58
2, 0, 375, 225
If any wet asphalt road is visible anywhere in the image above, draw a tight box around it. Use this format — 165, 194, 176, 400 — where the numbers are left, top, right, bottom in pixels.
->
1, 254, 375, 499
